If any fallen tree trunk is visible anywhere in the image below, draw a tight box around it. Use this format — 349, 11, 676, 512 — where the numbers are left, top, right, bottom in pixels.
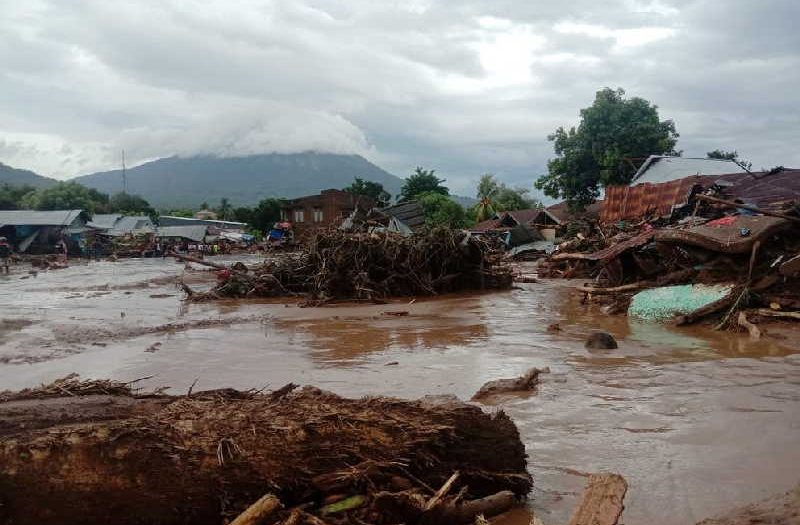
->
567, 473, 628, 525
0, 379, 531, 525
472, 367, 549, 401
757, 308, 800, 321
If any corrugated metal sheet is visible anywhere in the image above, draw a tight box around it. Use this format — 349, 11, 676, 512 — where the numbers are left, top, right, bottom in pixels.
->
715, 168, 800, 210
471, 208, 552, 232
545, 201, 602, 223
601, 176, 706, 223
159, 216, 246, 228
380, 201, 426, 230
87, 214, 122, 229
602, 168, 800, 223
632, 156, 744, 184
107, 216, 155, 236
0, 209, 86, 227
155, 225, 208, 242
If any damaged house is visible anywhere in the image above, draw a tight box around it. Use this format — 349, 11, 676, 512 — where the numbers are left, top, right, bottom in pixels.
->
0, 209, 89, 254
280, 189, 374, 236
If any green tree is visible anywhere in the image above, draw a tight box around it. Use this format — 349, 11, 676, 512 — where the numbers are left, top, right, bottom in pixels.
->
109, 192, 155, 216
535, 87, 679, 210
344, 177, 391, 207
400, 167, 449, 202
0, 184, 37, 210
248, 198, 283, 232
474, 174, 541, 222
707, 149, 752, 171
21, 182, 111, 213
164, 208, 195, 218
495, 185, 540, 212
233, 207, 253, 225
475, 174, 499, 222
418, 191, 468, 229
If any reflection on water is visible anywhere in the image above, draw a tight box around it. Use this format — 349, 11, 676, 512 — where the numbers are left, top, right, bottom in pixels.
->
1, 260, 799, 525
275, 313, 489, 365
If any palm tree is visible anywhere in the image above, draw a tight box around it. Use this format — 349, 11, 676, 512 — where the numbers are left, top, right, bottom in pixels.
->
475, 174, 498, 222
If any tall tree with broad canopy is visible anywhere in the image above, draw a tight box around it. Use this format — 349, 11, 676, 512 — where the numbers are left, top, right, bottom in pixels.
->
399, 167, 449, 202
344, 177, 391, 207
535, 87, 679, 210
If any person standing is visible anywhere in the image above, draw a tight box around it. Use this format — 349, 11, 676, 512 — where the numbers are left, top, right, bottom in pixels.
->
0, 237, 11, 274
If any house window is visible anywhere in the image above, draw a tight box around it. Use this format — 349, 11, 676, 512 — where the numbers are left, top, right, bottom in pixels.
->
313, 208, 323, 223
280, 209, 288, 221
293, 209, 305, 223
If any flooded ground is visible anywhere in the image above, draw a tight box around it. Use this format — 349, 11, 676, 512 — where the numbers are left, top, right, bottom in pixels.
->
1, 257, 799, 525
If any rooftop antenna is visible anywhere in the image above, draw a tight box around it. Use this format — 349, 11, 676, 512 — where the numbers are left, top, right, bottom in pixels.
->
121, 149, 127, 194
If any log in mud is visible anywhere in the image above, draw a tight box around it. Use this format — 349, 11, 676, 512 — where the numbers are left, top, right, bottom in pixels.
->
0, 377, 532, 525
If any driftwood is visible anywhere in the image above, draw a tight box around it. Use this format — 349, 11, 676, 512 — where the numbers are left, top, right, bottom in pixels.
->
757, 308, 800, 321
472, 367, 549, 401
737, 312, 761, 339
230, 494, 282, 525
374, 489, 517, 524
567, 473, 628, 525
577, 269, 696, 295
0, 378, 531, 525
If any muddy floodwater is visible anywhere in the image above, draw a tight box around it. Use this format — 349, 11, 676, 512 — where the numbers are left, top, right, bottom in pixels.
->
1, 257, 799, 525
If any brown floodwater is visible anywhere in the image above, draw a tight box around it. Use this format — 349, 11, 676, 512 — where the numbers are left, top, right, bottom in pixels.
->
1, 257, 799, 524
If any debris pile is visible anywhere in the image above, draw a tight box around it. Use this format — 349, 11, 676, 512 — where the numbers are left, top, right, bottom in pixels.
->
0, 377, 532, 525
539, 181, 800, 328
182, 228, 513, 302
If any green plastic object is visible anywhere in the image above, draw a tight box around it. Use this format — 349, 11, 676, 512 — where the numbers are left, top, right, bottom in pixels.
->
320, 495, 367, 516
628, 284, 733, 321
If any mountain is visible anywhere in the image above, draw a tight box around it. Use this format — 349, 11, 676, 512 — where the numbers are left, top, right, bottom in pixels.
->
0, 162, 57, 189
74, 152, 406, 208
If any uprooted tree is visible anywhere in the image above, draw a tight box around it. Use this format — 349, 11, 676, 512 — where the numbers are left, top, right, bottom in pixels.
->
535, 87, 680, 211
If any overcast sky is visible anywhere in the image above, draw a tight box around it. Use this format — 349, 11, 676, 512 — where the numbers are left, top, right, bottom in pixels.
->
1, 0, 798, 197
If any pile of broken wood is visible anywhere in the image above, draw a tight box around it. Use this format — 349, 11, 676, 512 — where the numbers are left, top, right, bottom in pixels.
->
179, 228, 513, 302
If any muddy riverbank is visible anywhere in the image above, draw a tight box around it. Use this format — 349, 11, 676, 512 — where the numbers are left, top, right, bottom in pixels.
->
1, 257, 799, 524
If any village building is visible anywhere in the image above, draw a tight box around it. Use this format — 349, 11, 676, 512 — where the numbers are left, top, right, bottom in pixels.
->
0, 209, 89, 254
87, 214, 155, 237
280, 189, 374, 235
193, 209, 218, 220
155, 225, 211, 244
158, 215, 247, 233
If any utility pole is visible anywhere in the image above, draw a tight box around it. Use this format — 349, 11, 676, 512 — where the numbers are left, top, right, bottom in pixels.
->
121, 149, 127, 194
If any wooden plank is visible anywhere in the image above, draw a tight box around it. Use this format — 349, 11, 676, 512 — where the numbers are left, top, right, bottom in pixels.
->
568, 473, 628, 525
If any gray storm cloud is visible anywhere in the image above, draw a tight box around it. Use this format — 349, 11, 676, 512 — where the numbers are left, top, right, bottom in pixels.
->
0, 0, 798, 196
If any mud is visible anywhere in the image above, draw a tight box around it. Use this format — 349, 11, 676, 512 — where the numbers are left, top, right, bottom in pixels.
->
1, 257, 799, 524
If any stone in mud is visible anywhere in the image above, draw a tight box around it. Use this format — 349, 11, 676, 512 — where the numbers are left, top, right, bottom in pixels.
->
585, 331, 618, 349
472, 367, 550, 401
